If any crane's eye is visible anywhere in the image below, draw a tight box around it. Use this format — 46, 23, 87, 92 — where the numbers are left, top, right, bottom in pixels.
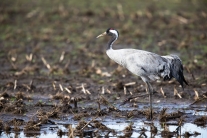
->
106, 28, 111, 33
106, 28, 116, 34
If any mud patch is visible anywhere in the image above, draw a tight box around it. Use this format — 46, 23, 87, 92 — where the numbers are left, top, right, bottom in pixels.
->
0, 0, 207, 137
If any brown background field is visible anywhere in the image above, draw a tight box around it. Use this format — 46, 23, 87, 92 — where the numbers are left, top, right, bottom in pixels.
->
0, 0, 207, 137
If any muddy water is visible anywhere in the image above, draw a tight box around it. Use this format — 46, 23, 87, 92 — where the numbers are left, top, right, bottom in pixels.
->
107, 122, 207, 137
1, 122, 207, 138
1, 102, 206, 138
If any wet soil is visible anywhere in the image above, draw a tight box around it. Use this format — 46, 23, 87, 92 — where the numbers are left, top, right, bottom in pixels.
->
0, 0, 207, 137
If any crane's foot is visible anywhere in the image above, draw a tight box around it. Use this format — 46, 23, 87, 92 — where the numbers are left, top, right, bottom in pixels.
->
146, 90, 157, 95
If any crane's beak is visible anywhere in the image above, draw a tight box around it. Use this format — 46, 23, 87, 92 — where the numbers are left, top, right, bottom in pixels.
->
96, 32, 106, 38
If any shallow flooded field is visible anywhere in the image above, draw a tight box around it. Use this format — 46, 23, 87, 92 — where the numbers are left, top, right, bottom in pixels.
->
0, 102, 207, 137
0, 0, 207, 137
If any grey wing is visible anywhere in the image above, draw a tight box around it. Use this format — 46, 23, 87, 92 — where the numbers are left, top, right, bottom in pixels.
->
124, 51, 170, 82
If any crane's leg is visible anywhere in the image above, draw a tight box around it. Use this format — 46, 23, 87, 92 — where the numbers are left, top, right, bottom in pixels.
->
146, 82, 153, 120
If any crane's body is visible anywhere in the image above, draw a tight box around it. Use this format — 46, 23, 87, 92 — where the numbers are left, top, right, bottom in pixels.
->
97, 28, 188, 120
107, 49, 168, 81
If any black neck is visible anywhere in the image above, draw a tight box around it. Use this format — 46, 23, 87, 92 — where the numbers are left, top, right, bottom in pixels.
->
107, 34, 117, 50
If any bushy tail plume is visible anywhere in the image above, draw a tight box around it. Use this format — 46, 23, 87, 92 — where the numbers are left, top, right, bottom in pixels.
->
162, 55, 188, 89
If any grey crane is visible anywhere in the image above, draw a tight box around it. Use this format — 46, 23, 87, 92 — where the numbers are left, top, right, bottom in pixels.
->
96, 28, 188, 120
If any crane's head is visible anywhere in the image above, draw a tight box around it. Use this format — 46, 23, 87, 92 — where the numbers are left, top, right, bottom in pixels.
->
96, 28, 119, 38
